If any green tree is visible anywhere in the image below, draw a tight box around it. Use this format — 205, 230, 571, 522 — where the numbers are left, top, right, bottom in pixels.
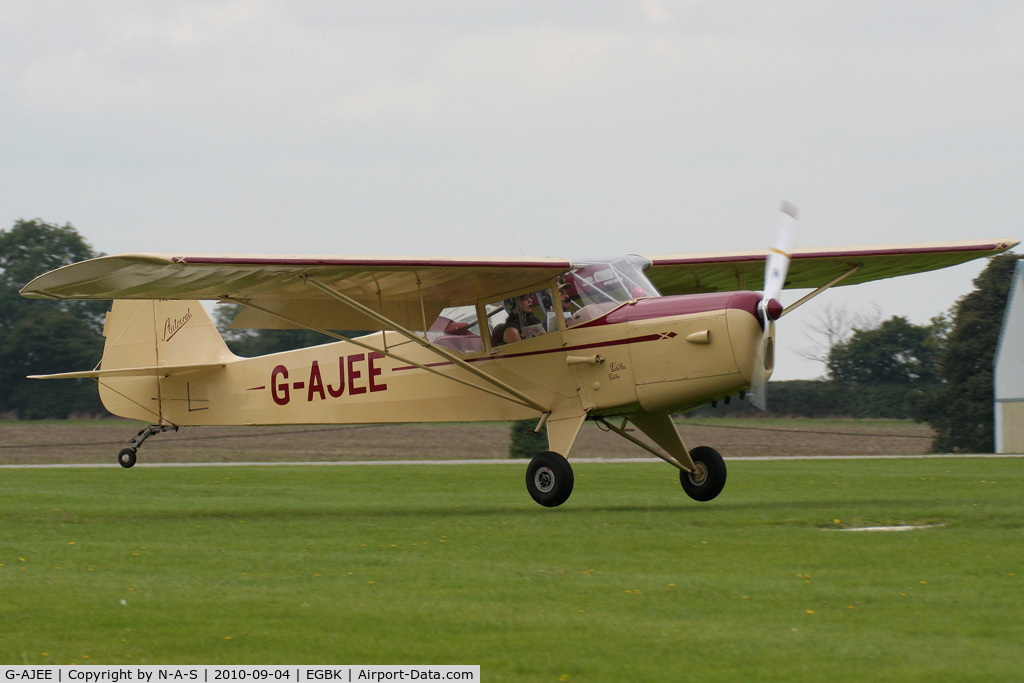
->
690, 315, 947, 419
0, 219, 108, 418
509, 419, 546, 458
829, 316, 945, 387
825, 315, 946, 418
915, 255, 1021, 452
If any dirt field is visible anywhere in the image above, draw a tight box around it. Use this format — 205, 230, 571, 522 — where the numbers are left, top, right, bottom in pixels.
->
0, 417, 936, 465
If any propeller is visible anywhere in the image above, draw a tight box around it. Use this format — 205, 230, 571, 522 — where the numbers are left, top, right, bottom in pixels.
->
749, 201, 797, 410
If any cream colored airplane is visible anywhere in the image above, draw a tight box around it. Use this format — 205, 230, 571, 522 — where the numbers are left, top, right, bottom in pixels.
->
19, 208, 1017, 506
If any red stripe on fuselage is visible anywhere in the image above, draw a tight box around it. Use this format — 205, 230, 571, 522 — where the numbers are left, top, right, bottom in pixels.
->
510, 332, 673, 358
390, 332, 674, 372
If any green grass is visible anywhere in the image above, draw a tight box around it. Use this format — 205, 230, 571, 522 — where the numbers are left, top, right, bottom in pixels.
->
1, 459, 1021, 681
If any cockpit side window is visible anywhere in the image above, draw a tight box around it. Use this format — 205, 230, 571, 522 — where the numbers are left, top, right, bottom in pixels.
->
427, 305, 484, 354
487, 288, 555, 347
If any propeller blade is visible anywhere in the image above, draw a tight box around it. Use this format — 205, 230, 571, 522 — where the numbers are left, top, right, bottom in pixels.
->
762, 201, 796, 302
749, 337, 768, 411
751, 201, 797, 412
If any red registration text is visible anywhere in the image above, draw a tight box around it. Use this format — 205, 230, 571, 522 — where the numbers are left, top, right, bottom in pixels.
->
271, 353, 388, 406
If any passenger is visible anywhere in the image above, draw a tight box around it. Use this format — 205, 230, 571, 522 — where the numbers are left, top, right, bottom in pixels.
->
492, 293, 544, 346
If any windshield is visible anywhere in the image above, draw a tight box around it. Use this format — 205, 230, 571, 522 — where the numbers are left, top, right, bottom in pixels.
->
562, 257, 659, 327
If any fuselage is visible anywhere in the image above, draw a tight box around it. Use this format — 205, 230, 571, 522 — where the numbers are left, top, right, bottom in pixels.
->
100, 291, 771, 427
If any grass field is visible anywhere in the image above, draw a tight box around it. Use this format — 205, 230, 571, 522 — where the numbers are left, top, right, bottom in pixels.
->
1, 457, 1021, 681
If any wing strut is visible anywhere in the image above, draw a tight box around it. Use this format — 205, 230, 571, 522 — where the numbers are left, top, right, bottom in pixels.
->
301, 276, 550, 413
221, 295, 549, 414
780, 265, 862, 317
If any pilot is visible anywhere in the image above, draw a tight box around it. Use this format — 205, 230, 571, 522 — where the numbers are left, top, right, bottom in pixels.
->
545, 279, 577, 331
492, 293, 544, 346
560, 279, 577, 309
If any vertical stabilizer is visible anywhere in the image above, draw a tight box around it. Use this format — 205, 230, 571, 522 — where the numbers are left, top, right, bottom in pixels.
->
97, 301, 234, 422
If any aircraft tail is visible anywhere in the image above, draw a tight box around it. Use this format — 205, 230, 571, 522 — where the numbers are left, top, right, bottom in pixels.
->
93, 300, 235, 422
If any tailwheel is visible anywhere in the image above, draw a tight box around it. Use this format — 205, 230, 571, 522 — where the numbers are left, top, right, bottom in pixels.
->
116, 424, 178, 469
526, 451, 574, 507
680, 446, 726, 502
118, 448, 138, 469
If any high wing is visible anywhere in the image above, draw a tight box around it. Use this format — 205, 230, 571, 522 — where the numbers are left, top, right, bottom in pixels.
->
642, 239, 1019, 296
19, 239, 1018, 330
20, 253, 572, 331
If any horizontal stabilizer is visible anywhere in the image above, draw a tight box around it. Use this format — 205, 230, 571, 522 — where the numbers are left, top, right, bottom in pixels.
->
29, 362, 227, 380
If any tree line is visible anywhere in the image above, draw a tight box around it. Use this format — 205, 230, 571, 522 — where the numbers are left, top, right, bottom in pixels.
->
689, 253, 1020, 452
0, 220, 109, 418
0, 219, 352, 419
1, 219, 1017, 452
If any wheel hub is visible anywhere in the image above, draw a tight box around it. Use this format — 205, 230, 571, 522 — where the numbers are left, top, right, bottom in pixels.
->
689, 461, 708, 486
534, 467, 555, 493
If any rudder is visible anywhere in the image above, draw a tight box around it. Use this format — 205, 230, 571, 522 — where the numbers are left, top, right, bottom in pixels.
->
97, 301, 234, 421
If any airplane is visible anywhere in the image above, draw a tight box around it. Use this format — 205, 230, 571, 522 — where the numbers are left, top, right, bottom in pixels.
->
19, 207, 1017, 507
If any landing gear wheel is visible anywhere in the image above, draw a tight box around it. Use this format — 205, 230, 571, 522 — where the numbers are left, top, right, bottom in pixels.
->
680, 446, 726, 502
118, 448, 137, 469
526, 451, 574, 507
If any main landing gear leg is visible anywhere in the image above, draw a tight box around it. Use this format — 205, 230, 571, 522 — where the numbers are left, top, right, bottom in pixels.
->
524, 411, 586, 507
598, 414, 728, 502
117, 424, 178, 468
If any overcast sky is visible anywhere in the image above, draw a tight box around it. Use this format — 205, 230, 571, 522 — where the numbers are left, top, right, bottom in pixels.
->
2, 1, 1021, 379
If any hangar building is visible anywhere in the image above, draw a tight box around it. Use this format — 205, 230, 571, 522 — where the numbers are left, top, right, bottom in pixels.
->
995, 260, 1024, 453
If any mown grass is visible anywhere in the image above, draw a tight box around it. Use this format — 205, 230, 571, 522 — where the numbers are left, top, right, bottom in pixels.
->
1, 458, 1021, 681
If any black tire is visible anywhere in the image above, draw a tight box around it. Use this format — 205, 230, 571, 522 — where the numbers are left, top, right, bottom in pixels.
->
525, 451, 574, 507
118, 448, 137, 469
680, 446, 726, 502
